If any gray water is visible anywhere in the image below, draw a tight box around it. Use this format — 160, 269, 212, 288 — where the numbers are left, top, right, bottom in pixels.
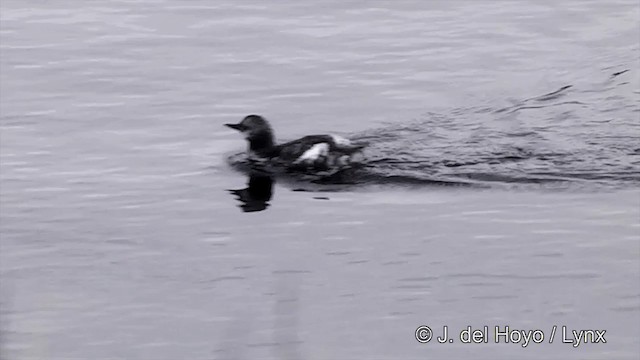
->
1, 1, 639, 359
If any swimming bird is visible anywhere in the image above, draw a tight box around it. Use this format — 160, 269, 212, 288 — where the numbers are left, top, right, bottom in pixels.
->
225, 115, 366, 171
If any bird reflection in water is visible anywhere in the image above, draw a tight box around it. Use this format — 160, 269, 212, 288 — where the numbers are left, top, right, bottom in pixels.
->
228, 172, 274, 212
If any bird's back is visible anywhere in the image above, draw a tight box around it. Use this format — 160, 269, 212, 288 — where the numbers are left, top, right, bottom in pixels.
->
276, 135, 364, 159
273, 134, 367, 170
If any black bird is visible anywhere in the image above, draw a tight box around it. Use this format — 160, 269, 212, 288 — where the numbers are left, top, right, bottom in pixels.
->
225, 115, 366, 171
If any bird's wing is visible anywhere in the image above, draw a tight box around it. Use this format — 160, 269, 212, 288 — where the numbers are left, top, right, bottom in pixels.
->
276, 135, 333, 161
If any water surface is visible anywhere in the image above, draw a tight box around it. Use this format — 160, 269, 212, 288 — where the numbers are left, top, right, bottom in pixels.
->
1, 1, 639, 359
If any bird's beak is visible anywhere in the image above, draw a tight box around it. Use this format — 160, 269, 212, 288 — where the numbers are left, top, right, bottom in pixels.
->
225, 123, 243, 131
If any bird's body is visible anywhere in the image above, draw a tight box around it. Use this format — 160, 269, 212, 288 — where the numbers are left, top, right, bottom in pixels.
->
225, 115, 366, 171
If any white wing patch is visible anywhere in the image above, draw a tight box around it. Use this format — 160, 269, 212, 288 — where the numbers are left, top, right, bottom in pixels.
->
330, 134, 352, 148
294, 143, 329, 164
